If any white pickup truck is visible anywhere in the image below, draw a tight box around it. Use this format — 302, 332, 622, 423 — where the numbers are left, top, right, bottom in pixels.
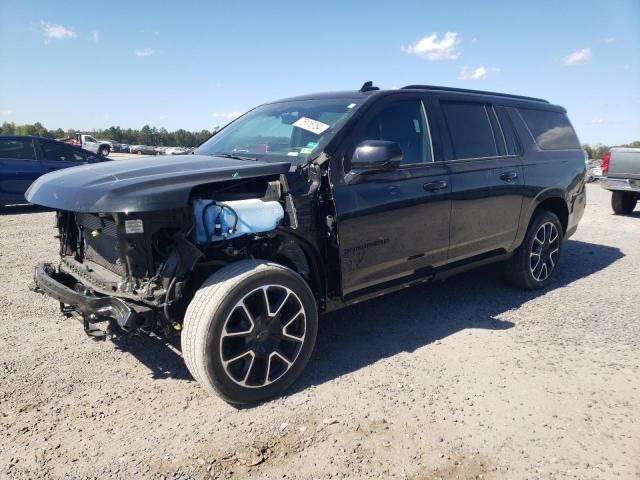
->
600, 147, 640, 214
63, 134, 111, 157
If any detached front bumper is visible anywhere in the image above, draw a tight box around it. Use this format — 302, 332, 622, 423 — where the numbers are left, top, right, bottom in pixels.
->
34, 263, 135, 329
600, 177, 640, 193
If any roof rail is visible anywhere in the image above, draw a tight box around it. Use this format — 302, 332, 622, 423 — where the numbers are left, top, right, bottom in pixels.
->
400, 85, 549, 103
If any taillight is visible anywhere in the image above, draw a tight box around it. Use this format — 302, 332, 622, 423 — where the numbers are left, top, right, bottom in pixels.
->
601, 152, 611, 175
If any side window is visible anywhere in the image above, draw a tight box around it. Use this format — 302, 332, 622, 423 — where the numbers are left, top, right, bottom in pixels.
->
41, 142, 87, 162
518, 108, 580, 150
0, 139, 36, 160
441, 102, 498, 160
351, 100, 432, 166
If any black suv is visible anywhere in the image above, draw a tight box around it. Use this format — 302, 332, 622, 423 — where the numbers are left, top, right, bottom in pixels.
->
28, 83, 586, 404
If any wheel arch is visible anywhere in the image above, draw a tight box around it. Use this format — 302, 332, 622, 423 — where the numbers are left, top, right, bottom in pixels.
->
513, 189, 569, 251
270, 230, 327, 309
533, 196, 569, 234
526, 189, 569, 233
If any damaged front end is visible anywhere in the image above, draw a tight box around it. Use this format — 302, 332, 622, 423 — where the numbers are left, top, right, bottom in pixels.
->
27, 154, 298, 338
35, 207, 203, 337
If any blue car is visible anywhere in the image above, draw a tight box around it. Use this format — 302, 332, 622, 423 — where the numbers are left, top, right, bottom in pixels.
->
0, 135, 109, 206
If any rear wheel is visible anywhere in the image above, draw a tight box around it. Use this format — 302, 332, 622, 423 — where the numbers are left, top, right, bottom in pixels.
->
611, 191, 637, 214
99, 146, 110, 156
181, 260, 318, 404
505, 210, 563, 290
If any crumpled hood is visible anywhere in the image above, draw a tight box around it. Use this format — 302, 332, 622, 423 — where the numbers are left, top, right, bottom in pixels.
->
25, 154, 291, 213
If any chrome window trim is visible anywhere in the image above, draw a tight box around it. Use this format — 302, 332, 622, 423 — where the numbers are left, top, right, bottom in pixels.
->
439, 154, 521, 164
421, 99, 435, 164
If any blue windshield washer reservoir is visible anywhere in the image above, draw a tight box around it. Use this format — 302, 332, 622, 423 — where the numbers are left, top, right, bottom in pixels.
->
194, 198, 285, 244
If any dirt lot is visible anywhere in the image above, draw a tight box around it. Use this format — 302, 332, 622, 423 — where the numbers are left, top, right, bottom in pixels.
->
0, 184, 638, 479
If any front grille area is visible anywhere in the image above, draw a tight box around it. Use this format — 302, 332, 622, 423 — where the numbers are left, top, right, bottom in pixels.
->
76, 213, 125, 276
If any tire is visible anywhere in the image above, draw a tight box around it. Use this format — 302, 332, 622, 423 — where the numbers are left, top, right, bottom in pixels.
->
99, 146, 110, 156
505, 210, 564, 290
611, 191, 637, 214
181, 260, 318, 404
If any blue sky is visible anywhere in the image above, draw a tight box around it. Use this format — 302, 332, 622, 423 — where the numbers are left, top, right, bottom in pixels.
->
0, 0, 638, 145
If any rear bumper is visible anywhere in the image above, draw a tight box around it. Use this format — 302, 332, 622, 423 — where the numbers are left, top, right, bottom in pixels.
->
34, 263, 135, 328
600, 177, 640, 193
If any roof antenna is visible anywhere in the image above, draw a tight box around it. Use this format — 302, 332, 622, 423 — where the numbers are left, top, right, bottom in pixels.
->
359, 81, 379, 93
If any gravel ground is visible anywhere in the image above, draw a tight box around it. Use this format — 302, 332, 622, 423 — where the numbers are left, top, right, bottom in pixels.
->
0, 184, 638, 480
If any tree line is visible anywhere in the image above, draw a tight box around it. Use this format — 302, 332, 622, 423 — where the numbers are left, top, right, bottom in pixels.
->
1, 121, 638, 154
0, 122, 214, 147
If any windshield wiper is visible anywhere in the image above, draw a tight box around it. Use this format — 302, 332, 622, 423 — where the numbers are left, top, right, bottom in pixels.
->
210, 152, 258, 162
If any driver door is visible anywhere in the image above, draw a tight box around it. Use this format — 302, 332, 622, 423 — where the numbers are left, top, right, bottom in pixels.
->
331, 96, 451, 297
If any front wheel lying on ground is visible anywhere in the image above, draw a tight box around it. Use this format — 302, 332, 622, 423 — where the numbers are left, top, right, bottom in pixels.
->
505, 210, 564, 290
611, 191, 637, 215
181, 260, 318, 404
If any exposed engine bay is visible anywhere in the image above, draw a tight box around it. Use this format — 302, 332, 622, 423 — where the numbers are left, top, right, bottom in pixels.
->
44, 174, 310, 337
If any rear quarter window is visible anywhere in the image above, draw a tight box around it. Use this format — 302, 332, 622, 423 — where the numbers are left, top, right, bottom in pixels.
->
519, 108, 580, 150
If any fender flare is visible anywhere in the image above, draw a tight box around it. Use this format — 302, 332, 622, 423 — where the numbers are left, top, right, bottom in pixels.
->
273, 228, 326, 307
514, 187, 569, 247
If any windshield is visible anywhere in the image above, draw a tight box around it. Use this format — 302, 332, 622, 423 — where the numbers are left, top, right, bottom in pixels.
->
196, 98, 362, 162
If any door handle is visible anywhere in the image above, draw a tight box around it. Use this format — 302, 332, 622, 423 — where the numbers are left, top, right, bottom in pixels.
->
499, 171, 518, 182
423, 180, 448, 192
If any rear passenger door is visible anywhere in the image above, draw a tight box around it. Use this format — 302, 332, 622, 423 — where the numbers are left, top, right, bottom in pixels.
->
436, 99, 524, 262
0, 138, 43, 204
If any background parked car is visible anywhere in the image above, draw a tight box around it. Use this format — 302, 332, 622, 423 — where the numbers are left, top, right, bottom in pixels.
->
154, 146, 169, 155
0, 136, 109, 206
119, 143, 130, 153
165, 147, 190, 155
130, 145, 157, 155
586, 158, 602, 182
98, 139, 122, 153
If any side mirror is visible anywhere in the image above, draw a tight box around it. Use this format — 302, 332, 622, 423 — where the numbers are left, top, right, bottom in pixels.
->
346, 140, 402, 184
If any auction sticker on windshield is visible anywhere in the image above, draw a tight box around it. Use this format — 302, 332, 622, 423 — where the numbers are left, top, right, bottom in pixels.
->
292, 117, 330, 135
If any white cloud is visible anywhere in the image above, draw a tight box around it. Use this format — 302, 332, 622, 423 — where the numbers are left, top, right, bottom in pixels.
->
212, 111, 243, 119
40, 21, 76, 41
1, 109, 13, 116
563, 48, 591, 65
134, 48, 155, 57
471, 37, 478, 44
603, 37, 616, 44
92, 31, 99, 42
591, 118, 611, 124
459, 65, 500, 80
401, 32, 461, 61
